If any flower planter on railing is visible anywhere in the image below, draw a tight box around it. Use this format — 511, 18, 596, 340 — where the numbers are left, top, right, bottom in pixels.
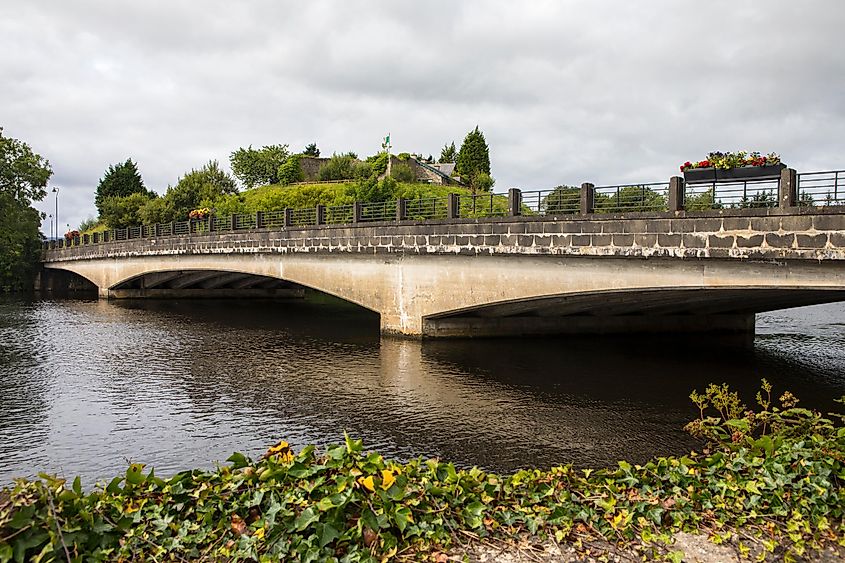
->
683, 163, 786, 184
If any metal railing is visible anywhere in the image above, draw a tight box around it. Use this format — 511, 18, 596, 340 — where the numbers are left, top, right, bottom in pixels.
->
405, 196, 449, 220
520, 188, 580, 216
798, 170, 845, 207
594, 182, 670, 213
45, 168, 845, 251
684, 178, 780, 210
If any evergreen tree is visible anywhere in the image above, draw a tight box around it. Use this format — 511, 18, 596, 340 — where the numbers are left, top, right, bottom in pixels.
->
303, 143, 320, 157
94, 159, 147, 215
456, 127, 491, 192
439, 142, 457, 163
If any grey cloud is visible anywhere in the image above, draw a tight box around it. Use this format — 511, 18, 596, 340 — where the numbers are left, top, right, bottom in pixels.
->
1, 0, 843, 231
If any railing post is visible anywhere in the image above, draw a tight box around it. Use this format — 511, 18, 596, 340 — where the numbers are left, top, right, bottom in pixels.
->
92, 232, 99, 244
447, 193, 460, 219
284, 208, 293, 227
230, 214, 237, 230
353, 202, 363, 223
779, 167, 797, 208
102, 230, 109, 243
580, 182, 595, 214
154, 223, 161, 237
396, 198, 407, 221
508, 188, 522, 216
82, 234, 89, 245
256, 211, 265, 229
316, 205, 326, 225
208, 215, 215, 232
668, 176, 685, 212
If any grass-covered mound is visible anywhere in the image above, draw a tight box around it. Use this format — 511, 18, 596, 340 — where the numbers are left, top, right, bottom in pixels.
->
211, 179, 501, 217
2, 381, 842, 562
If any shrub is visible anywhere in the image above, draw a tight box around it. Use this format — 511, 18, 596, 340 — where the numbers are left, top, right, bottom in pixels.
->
277, 154, 304, 185
318, 154, 358, 181
391, 163, 415, 183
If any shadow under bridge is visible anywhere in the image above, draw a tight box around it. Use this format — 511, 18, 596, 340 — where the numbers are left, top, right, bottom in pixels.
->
109, 270, 308, 299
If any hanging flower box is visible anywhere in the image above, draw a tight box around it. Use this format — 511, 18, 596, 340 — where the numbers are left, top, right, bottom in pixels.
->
683, 163, 786, 184
680, 151, 784, 184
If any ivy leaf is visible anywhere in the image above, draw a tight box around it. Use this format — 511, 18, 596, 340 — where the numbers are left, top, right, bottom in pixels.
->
226, 452, 250, 469
293, 507, 320, 532
316, 522, 340, 548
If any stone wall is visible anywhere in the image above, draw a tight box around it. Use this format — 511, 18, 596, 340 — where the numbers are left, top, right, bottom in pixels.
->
44, 207, 845, 264
299, 156, 330, 182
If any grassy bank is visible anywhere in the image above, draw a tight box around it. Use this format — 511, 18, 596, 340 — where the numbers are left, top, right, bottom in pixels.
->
1, 382, 842, 562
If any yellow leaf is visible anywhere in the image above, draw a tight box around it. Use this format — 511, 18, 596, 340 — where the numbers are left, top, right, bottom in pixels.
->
381, 470, 396, 490
253, 527, 265, 540
358, 475, 375, 492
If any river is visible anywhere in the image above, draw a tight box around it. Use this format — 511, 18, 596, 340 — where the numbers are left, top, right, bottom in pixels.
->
1, 295, 844, 486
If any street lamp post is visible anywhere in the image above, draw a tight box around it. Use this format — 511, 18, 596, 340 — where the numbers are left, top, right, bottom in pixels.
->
48, 214, 53, 240
52, 187, 59, 238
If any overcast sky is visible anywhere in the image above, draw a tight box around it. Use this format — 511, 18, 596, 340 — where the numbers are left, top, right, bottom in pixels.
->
2, 1, 844, 232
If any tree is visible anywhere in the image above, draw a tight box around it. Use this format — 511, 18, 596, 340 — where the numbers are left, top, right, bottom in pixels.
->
100, 192, 154, 229
318, 153, 358, 181
391, 163, 416, 183
0, 127, 52, 291
439, 142, 457, 163
153, 160, 239, 222
277, 154, 304, 185
303, 143, 320, 157
542, 185, 580, 214
230, 144, 290, 188
455, 127, 491, 192
94, 159, 147, 215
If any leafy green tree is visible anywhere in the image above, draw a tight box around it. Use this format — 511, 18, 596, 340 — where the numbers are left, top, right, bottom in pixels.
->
99, 192, 154, 229
163, 160, 238, 220
94, 159, 147, 215
365, 153, 389, 176
78, 217, 99, 231
0, 127, 52, 291
391, 163, 415, 183
473, 172, 495, 192
348, 176, 396, 203
439, 142, 457, 163
456, 127, 491, 192
303, 143, 320, 157
277, 154, 305, 185
318, 153, 358, 181
543, 186, 580, 214
230, 144, 290, 188
594, 186, 667, 213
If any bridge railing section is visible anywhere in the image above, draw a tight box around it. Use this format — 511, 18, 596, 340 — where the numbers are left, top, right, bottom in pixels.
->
797, 170, 845, 207
519, 188, 580, 215
684, 178, 781, 210
45, 167, 845, 250
593, 182, 670, 213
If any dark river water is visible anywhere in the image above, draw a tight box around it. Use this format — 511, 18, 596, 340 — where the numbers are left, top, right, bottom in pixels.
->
1, 295, 844, 486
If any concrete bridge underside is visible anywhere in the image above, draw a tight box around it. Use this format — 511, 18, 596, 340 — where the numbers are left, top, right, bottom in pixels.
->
44, 253, 845, 338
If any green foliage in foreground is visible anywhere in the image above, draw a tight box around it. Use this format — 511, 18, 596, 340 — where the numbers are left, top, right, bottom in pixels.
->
1, 382, 843, 562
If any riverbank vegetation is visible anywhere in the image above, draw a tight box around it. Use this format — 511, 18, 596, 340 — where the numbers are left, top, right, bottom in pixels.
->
0, 128, 51, 292
1, 381, 842, 562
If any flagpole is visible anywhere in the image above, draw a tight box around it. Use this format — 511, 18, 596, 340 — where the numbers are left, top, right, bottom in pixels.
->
385, 132, 391, 177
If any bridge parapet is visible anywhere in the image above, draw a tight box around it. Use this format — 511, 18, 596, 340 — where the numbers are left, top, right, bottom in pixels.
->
43, 206, 845, 263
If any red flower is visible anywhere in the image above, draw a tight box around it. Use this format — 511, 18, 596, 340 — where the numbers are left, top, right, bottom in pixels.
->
680, 161, 692, 172
698, 160, 710, 168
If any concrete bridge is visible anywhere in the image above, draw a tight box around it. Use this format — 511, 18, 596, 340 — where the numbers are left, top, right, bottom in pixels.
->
41, 171, 845, 338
